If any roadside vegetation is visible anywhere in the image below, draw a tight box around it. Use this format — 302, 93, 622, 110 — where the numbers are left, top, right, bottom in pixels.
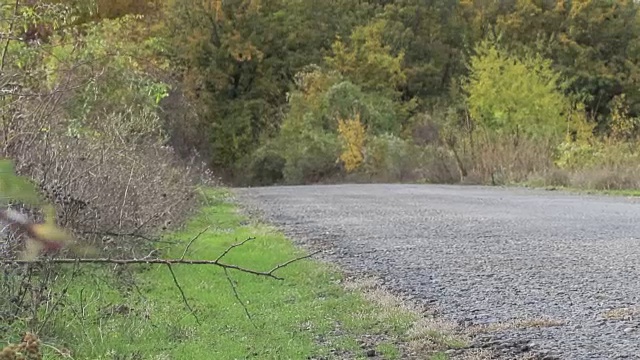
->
2, 0, 640, 359
2, 189, 468, 359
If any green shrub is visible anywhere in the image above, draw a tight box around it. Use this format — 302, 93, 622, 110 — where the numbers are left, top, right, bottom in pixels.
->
239, 142, 286, 186
363, 133, 418, 182
464, 39, 570, 141
282, 130, 341, 184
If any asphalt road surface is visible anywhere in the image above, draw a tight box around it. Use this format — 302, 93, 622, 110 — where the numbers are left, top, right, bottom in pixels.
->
234, 184, 640, 359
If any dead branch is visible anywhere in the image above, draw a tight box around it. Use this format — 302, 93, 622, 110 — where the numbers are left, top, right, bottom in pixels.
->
0, 251, 319, 280
78, 230, 177, 244
224, 267, 254, 325
215, 236, 255, 262
166, 262, 200, 325
180, 226, 210, 260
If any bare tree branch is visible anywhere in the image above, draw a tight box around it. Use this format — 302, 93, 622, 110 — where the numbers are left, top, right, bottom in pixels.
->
180, 226, 209, 260
166, 262, 200, 325
215, 237, 256, 262
224, 267, 254, 325
0, 252, 320, 280
79, 230, 177, 244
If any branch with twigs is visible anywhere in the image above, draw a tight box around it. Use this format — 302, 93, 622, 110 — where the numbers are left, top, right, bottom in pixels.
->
0, 251, 317, 280
0, 221, 320, 324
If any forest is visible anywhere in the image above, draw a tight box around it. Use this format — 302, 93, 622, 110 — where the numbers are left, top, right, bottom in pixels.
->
4, 0, 640, 188
155, 0, 640, 189
2, 0, 640, 358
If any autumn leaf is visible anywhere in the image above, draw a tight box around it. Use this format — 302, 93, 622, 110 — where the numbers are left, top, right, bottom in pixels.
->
0, 159, 99, 260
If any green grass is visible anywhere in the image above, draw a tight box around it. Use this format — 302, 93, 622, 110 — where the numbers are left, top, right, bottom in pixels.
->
36, 188, 418, 359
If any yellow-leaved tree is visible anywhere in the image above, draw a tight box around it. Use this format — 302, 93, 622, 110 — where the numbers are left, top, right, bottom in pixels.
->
337, 112, 366, 173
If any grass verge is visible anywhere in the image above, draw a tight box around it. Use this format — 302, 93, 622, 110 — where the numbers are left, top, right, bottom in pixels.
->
22, 188, 463, 359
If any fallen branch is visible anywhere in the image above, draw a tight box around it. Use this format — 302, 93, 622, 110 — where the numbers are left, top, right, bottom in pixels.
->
0, 202, 320, 324
0, 252, 319, 280
166, 262, 200, 325
224, 267, 254, 326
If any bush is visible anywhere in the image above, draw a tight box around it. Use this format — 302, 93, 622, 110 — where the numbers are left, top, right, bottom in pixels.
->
570, 168, 640, 191
416, 145, 460, 184
337, 112, 367, 173
0, 4, 208, 335
363, 133, 419, 182
238, 142, 286, 186
464, 40, 570, 141
282, 130, 341, 184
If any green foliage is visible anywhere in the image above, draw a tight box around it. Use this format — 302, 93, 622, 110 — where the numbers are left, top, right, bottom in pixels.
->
238, 141, 286, 186
381, 0, 467, 104
158, 0, 378, 170
0, 159, 45, 208
321, 81, 401, 134
461, 0, 640, 126
464, 40, 570, 139
609, 94, 640, 140
363, 133, 418, 182
279, 124, 340, 184
54, 14, 168, 140
326, 19, 406, 94
265, 65, 412, 185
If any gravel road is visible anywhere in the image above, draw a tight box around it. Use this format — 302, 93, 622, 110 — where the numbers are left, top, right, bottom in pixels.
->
234, 184, 640, 359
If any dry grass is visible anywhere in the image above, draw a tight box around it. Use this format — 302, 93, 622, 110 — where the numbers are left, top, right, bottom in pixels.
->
407, 316, 468, 353
467, 317, 566, 336
342, 276, 469, 357
569, 167, 640, 191
602, 306, 640, 320
462, 135, 556, 185
339, 276, 569, 359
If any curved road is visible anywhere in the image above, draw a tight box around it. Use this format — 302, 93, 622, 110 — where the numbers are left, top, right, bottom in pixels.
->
235, 184, 640, 359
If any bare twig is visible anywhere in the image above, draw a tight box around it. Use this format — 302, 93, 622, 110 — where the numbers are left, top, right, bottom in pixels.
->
215, 237, 256, 262
267, 252, 316, 275
0, 251, 320, 280
224, 267, 254, 325
79, 230, 177, 244
180, 226, 210, 260
166, 262, 200, 325
118, 167, 134, 228
0, 0, 19, 72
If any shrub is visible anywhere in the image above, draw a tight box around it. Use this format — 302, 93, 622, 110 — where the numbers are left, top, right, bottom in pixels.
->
464, 39, 570, 141
0, 3, 208, 335
363, 133, 419, 182
238, 142, 286, 186
281, 129, 341, 184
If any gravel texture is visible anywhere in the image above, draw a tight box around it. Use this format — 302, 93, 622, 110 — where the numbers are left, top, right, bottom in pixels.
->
234, 184, 640, 359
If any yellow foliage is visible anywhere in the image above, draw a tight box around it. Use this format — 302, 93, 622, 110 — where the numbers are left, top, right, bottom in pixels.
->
337, 113, 366, 172
565, 102, 596, 144
609, 94, 636, 141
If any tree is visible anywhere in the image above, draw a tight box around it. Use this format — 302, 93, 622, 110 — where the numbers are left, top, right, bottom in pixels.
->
325, 19, 406, 95
463, 40, 570, 140
459, 0, 640, 130
382, 0, 467, 105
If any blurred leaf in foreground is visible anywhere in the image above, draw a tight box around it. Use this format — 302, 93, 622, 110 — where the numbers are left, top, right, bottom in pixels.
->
0, 158, 98, 260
